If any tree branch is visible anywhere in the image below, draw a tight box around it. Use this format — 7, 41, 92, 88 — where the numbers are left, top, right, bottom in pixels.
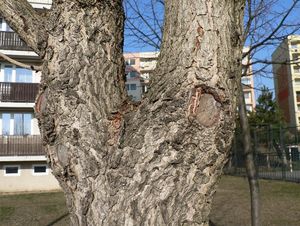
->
0, 52, 42, 71
0, 0, 48, 56
243, 0, 299, 58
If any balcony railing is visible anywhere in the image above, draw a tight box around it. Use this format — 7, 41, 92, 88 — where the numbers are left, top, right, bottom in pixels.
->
0, 135, 45, 156
0, 82, 39, 103
0, 31, 32, 51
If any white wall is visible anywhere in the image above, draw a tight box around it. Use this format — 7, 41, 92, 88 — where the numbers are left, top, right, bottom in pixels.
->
0, 161, 61, 193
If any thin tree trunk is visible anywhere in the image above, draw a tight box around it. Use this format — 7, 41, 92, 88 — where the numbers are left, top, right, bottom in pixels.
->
238, 82, 260, 226
1, 0, 246, 225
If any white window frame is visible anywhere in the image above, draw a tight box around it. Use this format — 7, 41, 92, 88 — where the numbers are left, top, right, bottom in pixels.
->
0, 63, 34, 83
32, 164, 48, 176
0, 112, 33, 136
4, 165, 21, 176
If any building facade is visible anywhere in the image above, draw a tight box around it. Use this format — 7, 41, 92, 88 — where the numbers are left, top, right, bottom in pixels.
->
242, 47, 256, 112
272, 35, 300, 127
123, 52, 159, 101
0, 0, 60, 193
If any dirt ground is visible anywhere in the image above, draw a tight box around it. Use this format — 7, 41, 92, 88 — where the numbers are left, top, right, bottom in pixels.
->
0, 175, 299, 226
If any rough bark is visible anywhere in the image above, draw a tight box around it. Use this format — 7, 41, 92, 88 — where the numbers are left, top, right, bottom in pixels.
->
238, 82, 260, 226
0, 0, 48, 55
1, 0, 245, 225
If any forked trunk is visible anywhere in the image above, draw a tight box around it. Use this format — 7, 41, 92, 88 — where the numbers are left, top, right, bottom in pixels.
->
2, 0, 245, 225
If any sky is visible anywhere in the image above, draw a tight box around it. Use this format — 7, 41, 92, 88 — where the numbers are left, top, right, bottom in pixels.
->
123, 0, 300, 101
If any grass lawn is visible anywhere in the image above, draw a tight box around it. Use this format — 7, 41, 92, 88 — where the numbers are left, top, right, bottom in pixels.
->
0, 175, 299, 226
0, 192, 69, 226
210, 176, 300, 226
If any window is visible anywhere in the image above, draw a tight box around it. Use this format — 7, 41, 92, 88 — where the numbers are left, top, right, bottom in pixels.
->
126, 84, 130, 90
128, 72, 137, 78
0, 18, 13, 32
246, 105, 252, 111
296, 92, 300, 102
298, 104, 300, 112
14, 113, 32, 135
291, 42, 299, 49
241, 77, 251, 85
16, 67, 33, 83
2, 113, 11, 135
4, 65, 13, 82
295, 79, 300, 86
294, 66, 300, 73
292, 54, 299, 62
1, 64, 33, 83
244, 92, 251, 100
130, 84, 137, 90
32, 165, 48, 175
4, 165, 20, 176
0, 113, 32, 135
125, 59, 136, 66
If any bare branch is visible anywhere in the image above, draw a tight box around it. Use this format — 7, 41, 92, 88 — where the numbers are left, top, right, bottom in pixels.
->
0, 0, 48, 56
243, 0, 299, 58
0, 52, 42, 71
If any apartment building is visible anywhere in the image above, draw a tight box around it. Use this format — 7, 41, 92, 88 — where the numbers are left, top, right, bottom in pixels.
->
0, 0, 60, 192
124, 51, 256, 111
272, 35, 300, 127
124, 52, 159, 101
242, 48, 256, 112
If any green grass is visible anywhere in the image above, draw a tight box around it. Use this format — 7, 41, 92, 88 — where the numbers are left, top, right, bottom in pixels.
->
210, 176, 300, 226
0, 192, 69, 226
0, 207, 15, 220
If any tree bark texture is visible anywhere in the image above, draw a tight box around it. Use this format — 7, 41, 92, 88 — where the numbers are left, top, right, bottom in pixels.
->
0, 0, 245, 225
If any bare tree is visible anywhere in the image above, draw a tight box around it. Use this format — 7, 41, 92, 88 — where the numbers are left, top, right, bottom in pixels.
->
240, 1, 300, 225
0, 0, 245, 225
124, 0, 163, 50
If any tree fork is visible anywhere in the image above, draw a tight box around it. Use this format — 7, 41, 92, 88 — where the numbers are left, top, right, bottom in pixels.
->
0, 0, 245, 225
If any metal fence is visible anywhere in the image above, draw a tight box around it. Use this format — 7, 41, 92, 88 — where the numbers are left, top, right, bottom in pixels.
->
225, 125, 300, 182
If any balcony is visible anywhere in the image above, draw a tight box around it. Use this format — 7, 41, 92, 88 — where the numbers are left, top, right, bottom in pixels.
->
0, 82, 39, 103
0, 31, 32, 51
0, 135, 44, 156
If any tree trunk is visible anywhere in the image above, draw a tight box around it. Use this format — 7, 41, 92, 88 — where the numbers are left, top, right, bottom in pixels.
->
1, 0, 245, 225
238, 82, 260, 226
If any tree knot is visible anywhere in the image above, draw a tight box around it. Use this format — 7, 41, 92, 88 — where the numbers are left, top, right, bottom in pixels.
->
187, 85, 223, 127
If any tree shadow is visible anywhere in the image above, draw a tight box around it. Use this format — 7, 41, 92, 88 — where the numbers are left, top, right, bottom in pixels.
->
46, 212, 69, 226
